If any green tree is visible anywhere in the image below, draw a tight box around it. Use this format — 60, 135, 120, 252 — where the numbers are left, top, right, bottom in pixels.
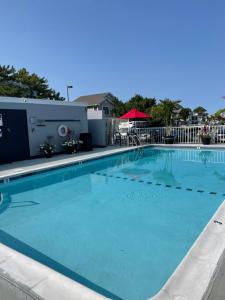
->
0, 65, 16, 81
111, 97, 126, 117
193, 106, 207, 114
125, 94, 156, 112
147, 105, 164, 126
111, 94, 156, 117
179, 107, 192, 121
0, 65, 64, 100
214, 108, 225, 119
159, 98, 181, 126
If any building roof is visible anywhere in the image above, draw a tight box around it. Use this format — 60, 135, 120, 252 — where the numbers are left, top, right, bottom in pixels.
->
74, 92, 113, 106
0, 96, 86, 107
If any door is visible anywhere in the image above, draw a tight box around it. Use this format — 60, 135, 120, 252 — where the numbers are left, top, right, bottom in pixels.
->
0, 109, 30, 164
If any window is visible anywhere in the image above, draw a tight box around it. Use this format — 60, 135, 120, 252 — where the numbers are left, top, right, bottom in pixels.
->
103, 106, 109, 115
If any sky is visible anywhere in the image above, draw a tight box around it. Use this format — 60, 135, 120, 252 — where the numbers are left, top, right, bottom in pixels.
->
0, 0, 225, 113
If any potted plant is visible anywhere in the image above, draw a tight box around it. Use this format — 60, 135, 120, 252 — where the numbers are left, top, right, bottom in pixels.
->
160, 99, 182, 144
164, 127, 174, 144
62, 128, 83, 154
40, 142, 55, 158
199, 125, 211, 145
62, 138, 83, 154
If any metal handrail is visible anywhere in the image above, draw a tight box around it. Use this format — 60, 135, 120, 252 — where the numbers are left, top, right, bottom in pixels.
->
128, 134, 142, 147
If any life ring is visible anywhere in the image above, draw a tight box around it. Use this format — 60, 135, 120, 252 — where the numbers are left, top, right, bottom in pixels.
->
58, 125, 68, 137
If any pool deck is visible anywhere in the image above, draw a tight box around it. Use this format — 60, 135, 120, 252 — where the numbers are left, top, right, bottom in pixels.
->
1, 143, 225, 300
0, 145, 134, 180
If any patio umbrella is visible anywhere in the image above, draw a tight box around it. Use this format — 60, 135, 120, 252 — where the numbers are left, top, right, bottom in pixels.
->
119, 108, 151, 119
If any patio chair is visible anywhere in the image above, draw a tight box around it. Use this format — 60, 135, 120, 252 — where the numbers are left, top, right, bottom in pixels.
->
114, 132, 128, 146
114, 132, 122, 145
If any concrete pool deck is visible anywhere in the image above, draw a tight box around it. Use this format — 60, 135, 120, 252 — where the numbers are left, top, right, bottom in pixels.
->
0, 145, 135, 180
1, 144, 225, 299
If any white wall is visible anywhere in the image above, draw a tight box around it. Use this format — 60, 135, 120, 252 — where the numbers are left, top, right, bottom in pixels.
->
87, 110, 103, 119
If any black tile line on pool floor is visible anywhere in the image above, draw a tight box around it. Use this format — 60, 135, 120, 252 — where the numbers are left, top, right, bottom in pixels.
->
91, 171, 225, 197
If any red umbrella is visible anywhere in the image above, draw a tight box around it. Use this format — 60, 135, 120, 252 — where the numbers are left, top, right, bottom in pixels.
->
119, 108, 151, 119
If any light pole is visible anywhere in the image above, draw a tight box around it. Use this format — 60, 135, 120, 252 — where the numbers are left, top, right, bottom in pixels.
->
66, 85, 73, 102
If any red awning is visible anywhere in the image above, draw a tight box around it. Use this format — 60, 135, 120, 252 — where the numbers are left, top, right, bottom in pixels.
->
119, 108, 151, 119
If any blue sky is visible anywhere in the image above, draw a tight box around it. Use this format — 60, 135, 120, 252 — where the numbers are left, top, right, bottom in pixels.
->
1, 0, 225, 112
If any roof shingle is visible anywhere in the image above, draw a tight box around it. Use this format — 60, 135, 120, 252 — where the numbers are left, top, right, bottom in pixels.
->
74, 92, 113, 106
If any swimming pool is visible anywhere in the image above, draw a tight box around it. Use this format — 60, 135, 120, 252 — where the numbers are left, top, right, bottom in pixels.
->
0, 147, 224, 299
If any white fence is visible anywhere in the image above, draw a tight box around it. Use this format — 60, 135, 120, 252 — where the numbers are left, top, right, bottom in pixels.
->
170, 148, 225, 164
116, 125, 225, 144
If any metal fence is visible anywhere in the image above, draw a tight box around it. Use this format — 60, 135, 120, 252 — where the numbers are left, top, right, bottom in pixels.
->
115, 125, 225, 144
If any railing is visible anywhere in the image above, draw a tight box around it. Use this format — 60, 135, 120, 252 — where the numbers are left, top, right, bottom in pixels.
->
170, 148, 225, 164
128, 134, 142, 147
115, 125, 225, 144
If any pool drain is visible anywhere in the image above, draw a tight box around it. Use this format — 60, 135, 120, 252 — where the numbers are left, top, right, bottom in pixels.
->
214, 220, 223, 225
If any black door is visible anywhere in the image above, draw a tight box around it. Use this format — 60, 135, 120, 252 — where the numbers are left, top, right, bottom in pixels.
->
0, 109, 30, 164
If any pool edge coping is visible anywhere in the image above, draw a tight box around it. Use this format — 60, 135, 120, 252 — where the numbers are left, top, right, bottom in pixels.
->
1, 144, 225, 299
0, 145, 147, 181
0, 243, 108, 300
150, 194, 225, 300
1, 143, 225, 181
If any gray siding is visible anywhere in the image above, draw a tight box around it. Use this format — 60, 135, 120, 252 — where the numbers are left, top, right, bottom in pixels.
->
88, 119, 107, 146
0, 100, 88, 157
98, 100, 114, 118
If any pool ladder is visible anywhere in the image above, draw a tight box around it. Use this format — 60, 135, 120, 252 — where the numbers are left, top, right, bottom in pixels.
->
128, 134, 143, 154
128, 134, 141, 146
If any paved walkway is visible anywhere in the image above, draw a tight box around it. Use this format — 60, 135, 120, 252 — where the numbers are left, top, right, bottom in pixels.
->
0, 275, 39, 300
208, 259, 225, 300
0, 146, 132, 180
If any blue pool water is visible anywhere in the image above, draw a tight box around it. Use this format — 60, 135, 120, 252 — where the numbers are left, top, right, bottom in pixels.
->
0, 147, 225, 299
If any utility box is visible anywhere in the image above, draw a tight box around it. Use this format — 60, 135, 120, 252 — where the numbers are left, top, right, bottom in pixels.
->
88, 119, 107, 147
80, 133, 92, 151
